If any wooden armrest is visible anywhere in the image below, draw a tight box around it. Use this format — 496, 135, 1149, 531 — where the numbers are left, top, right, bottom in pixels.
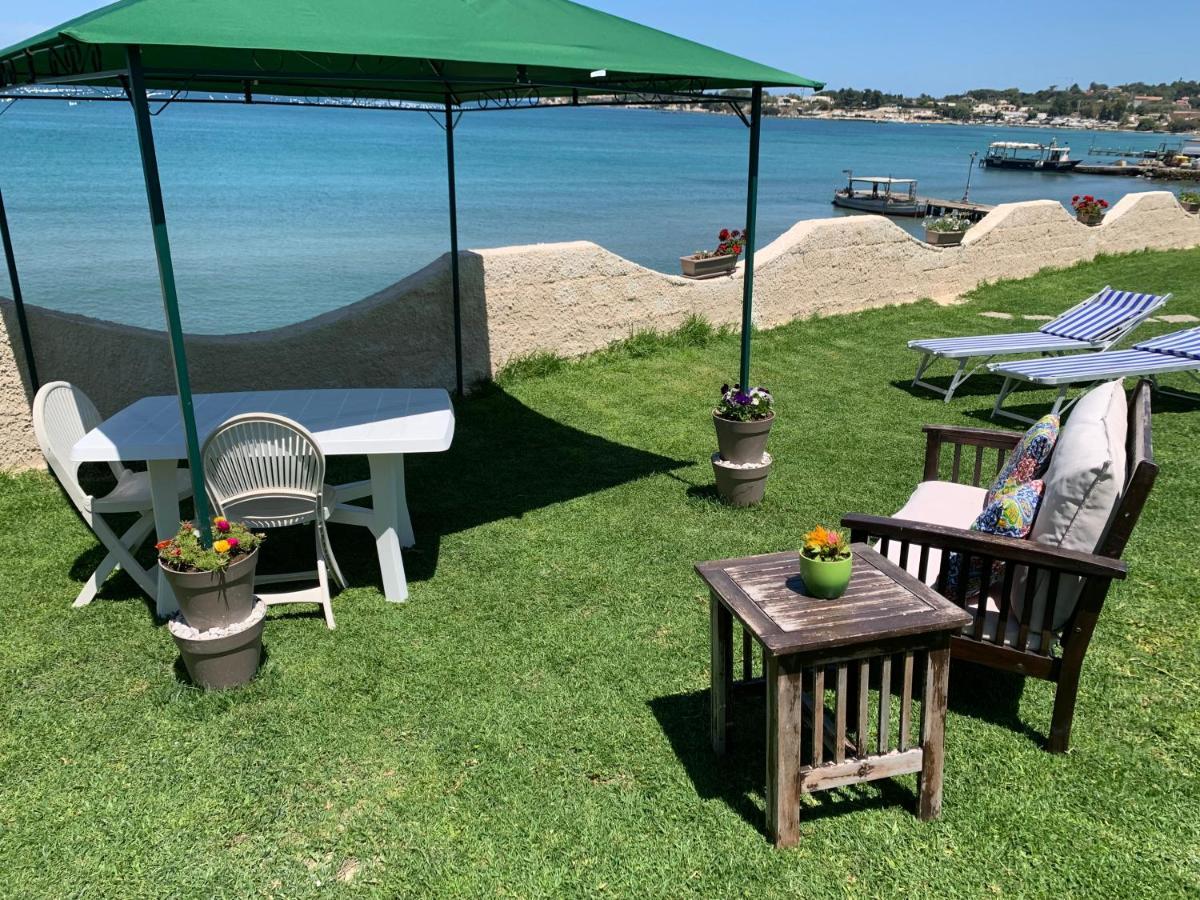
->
841, 513, 1128, 580
922, 424, 1022, 449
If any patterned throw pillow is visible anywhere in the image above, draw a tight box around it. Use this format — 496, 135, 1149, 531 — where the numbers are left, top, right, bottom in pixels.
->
948, 480, 1046, 596
986, 414, 1059, 503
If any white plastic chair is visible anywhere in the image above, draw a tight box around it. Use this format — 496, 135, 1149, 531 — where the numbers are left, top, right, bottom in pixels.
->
201, 413, 345, 629
33, 381, 192, 607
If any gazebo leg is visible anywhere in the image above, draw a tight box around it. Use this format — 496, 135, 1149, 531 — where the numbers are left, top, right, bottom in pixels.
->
125, 44, 213, 539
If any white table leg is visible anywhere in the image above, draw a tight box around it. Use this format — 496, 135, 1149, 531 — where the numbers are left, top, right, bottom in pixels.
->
147, 459, 183, 617
368, 453, 411, 602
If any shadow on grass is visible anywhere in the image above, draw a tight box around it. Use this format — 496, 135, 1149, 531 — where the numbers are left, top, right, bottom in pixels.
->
947, 660, 1044, 747
69, 386, 690, 601
890, 374, 1011, 403
648, 687, 917, 835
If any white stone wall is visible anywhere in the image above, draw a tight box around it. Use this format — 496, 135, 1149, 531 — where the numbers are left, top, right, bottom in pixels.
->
3, 190, 1198, 472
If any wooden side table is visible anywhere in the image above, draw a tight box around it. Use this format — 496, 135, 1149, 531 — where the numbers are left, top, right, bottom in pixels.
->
695, 544, 971, 847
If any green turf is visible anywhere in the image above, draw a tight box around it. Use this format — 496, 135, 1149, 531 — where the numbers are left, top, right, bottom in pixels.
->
2, 248, 1198, 897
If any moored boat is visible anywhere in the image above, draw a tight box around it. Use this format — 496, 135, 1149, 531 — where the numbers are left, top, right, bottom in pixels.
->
982, 140, 1080, 172
832, 174, 926, 217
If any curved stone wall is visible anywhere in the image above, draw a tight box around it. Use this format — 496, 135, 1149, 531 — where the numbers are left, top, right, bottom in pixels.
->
3, 190, 1199, 471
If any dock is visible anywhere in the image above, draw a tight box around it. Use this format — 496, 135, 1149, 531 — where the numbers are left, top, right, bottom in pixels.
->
1087, 142, 1178, 160
920, 196, 993, 223
1073, 163, 1200, 182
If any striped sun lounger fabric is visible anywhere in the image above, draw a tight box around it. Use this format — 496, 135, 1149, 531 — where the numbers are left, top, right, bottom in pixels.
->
990, 350, 1198, 384
1132, 326, 1200, 360
1040, 289, 1165, 342
909, 332, 1090, 355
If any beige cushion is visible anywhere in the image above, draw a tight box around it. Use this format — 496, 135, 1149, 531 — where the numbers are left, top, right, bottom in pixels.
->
882, 480, 987, 586
963, 590, 1050, 654
1021, 380, 1128, 629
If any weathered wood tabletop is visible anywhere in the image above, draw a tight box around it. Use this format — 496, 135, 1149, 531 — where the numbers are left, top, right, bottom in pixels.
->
695, 544, 970, 655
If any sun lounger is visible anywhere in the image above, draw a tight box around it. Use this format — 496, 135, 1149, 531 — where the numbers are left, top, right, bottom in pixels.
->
908, 287, 1169, 402
988, 326, 1200, 423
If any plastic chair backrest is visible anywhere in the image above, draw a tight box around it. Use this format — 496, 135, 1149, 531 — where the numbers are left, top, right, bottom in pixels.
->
201, 413, 327, 529
32, 381, 126, 512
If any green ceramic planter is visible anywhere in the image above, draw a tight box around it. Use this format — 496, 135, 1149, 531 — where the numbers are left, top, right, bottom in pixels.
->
799, 553, 853, 599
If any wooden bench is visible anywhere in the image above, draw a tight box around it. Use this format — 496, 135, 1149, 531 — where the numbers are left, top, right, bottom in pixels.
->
843, 380, 1158, 752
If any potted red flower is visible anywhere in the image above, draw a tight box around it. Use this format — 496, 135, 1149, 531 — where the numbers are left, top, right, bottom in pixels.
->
157, 517, 267, 689
1071, 195, 1108, 226
681, 227, 745, 278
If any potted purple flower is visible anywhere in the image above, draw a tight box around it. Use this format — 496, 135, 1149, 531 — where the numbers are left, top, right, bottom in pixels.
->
711, 383, 774, 506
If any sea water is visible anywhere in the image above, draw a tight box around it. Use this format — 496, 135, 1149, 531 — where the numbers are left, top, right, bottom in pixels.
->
0, 101, 1174, 333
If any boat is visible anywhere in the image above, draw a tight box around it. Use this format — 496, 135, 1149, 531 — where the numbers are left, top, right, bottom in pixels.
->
982, 140, 1080, 171
832, 174, 926, 217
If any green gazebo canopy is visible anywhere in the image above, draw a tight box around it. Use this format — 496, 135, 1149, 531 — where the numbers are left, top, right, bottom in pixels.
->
0, 0, 822, 102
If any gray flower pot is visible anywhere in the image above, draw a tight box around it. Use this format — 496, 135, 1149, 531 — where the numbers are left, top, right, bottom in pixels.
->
712, 453, 772, 507
680, 253, 737, 279
1076, 211, 1104, 227
159, 548, 258, 632
1182, 201, 1200, 214
924, 228, 965, 246
171, 616, 264, 690
713, 411, 774, 464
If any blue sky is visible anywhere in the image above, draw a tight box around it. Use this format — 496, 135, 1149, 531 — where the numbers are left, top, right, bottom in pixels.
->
2, 1, 1196, 96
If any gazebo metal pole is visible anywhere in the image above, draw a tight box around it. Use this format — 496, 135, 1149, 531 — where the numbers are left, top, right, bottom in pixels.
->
738, 85, 763, 390
444, 96, 464, 397
126, 45, 213, 544
0, 186, 39, 391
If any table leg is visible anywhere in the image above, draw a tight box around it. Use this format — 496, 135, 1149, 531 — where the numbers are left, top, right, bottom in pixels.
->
917, 644, 951, 820
766, 652, 803, 848
147, 459, 182, 617
709, 594, 732, 755
368, 454, 411, 603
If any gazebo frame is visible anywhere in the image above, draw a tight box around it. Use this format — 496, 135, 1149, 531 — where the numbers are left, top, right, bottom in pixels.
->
0, 17, 818, 544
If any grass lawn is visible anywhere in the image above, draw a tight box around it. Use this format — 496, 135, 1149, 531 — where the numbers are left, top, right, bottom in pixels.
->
2, 248, 1199, 897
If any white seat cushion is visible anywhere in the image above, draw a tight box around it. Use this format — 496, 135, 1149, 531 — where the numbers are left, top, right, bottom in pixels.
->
963, 590, 1050, 654
1022, 380, 1127, 629
92, 468, 193, 515
881, 480, 987, 586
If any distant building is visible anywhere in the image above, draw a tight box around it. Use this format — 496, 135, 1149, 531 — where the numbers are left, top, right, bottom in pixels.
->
1174, 98, 1192, 110
1132, 95, 1164, 107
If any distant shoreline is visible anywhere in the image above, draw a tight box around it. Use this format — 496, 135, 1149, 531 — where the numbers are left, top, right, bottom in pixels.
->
649, 104, 1178, 136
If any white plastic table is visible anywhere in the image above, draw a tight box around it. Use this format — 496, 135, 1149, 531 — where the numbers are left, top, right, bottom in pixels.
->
72, 388, 455, 615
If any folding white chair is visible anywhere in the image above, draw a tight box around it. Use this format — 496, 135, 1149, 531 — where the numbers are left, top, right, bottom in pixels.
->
33, 381, 192, 607
201, 413, 345, 629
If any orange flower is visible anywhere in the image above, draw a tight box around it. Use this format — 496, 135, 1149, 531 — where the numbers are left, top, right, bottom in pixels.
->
213, 539, 231, 553
155, 539, 172, 551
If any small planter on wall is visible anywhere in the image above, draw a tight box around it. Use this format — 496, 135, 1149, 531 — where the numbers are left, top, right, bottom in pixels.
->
924, 228, 966, 246
682, 227, 745, 279
680, 253, 737, 279
1071, 195, 1108, 227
